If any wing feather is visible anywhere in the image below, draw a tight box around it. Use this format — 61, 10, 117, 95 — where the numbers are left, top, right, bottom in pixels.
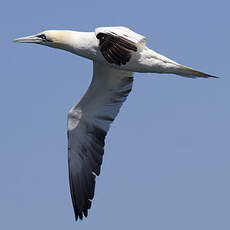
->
95, 26, 147, 44
96, 30, 138, 66
68, 62, 133, 220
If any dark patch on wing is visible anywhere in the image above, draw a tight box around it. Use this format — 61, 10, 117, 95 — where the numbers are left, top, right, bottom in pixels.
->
96, 32, 137, 66
68, 123, 105, 221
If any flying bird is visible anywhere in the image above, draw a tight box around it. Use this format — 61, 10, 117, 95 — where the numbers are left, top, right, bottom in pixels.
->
14, 26, 217, 221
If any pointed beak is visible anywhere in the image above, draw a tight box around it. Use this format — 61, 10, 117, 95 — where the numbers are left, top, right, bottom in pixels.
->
13, 35, 42, 44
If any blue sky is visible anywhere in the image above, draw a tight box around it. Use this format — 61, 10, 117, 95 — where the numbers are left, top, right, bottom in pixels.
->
1, 0, 230, 229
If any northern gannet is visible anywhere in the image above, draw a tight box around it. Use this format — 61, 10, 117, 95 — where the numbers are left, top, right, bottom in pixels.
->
14, 26, 217, 221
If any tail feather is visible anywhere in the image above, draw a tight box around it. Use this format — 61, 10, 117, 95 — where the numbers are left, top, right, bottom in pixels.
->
146, 48, 217, 78
176, 64, 218, 78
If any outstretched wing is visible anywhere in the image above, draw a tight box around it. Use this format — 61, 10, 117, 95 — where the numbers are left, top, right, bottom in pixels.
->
95, 26, 146, 66
67, 62, 133, 220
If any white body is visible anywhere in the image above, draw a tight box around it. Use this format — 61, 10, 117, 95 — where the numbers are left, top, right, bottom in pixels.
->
42, 27, 214, 78
62, 31, 177, 72
14, 26, 216, 221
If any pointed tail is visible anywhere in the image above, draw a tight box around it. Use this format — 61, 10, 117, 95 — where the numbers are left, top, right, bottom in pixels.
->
176, 64, 218, 78
146, 49, 218, 78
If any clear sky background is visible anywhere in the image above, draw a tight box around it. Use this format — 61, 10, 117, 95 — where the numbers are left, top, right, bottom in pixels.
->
1, 0, 229, 229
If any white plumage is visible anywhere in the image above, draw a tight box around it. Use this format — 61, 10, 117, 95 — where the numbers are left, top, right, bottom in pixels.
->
14, 26, 217, 221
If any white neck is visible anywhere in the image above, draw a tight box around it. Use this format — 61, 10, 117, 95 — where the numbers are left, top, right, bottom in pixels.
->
48, 31, 98, 60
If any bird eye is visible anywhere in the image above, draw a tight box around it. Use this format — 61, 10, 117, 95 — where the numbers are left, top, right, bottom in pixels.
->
37, 34, 47, 40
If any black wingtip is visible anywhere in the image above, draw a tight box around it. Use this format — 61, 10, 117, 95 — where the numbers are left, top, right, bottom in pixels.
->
74, 210, 89, 221
205, 73, 219, 79
210, 75, 219, 79
74, 212, 83, 221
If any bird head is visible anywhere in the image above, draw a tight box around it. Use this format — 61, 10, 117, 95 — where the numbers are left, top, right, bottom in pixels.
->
13, 30, 75, 50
